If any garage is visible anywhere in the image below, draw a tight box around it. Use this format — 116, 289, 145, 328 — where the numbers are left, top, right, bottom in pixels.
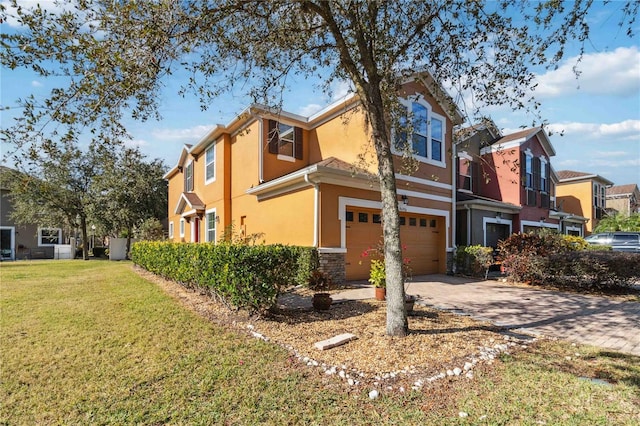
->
345, 207, 444, 280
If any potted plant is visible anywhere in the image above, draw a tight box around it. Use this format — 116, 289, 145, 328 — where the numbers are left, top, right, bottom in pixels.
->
309, 270, 333, 310
368, 259, 387, 300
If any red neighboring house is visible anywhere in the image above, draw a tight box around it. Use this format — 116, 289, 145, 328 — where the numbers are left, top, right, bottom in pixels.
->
455, 123, 587, 249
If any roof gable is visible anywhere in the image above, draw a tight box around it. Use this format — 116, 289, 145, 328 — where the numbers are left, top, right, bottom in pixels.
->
480, 127, 556, 158
174, 192, 205, 215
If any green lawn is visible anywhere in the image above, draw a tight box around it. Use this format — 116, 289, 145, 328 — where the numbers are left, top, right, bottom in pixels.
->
1, 260, 639, 425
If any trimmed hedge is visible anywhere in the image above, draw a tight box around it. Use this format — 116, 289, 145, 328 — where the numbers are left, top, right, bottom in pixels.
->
498, 232, 639, 291
131, 241, 318, 313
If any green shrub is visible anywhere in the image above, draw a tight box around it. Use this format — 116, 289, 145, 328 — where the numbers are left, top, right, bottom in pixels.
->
498, 232, 638, 291
131, 241, 318, 313
455, 245, 495, 278
546, 251, 640, 291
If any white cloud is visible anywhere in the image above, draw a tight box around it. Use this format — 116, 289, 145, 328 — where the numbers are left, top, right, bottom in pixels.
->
546, 119, 640, 141
593, 151, 628, 158
330, 80, 353, 102
2, 0, 72, 28
125, 139, 149, 149
30, 80, 42, 87
297, 103, 323, 117
150, 125, 215, 142
534, 46, 640, 98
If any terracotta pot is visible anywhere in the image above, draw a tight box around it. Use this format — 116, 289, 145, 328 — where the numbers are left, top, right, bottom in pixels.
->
374, 287, 386, 301
312, 292, 332, 310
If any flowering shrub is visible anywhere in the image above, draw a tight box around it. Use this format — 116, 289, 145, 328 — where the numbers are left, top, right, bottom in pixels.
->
361, 243, 412, 287
131, 241, 317, 313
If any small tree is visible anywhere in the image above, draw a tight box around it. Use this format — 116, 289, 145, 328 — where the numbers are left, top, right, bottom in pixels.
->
594, 213, 640, 233
91, 147, 167, 257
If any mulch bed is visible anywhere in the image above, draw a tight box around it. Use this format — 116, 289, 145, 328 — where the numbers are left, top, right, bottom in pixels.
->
135, 267, 535, 392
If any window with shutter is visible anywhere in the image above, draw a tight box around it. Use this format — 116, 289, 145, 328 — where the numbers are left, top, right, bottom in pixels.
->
267, 119, 303, 160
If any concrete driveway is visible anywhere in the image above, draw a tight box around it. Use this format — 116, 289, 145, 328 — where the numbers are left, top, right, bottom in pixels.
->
332, 275, 640, 356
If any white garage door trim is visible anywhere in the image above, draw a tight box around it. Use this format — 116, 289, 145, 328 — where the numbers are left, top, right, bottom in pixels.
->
338, 196, 450, 250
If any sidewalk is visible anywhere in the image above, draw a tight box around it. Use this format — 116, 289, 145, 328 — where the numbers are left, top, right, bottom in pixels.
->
299, 275, 640, 356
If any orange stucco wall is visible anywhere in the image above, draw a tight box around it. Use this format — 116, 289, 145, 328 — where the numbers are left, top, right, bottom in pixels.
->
165, 80, 456, 260
556, 181, 594, 232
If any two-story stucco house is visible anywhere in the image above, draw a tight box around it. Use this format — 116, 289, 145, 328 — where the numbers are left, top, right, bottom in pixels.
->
454, 123, 588, 248
164, 74, 463, 282
556, 170, 614, 235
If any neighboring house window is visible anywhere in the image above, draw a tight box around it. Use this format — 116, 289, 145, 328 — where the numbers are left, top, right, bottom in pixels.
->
179, 219, 185, 238
205, 209, 217, 242
205, 144, 216, 184
457, 153, 474, 192
540, 159, 547, 192
394, 97, 447, 166
268, 120, 303, 160
38, 228, 61, 246
524, 152, 533, 188
431, 116, 443, 162
184, 162, 194, 192
168, 222, 174, 239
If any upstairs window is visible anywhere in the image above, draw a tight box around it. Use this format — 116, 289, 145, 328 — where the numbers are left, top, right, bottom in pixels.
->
457, 154, 474, 192
268, 120, 303, 160
184, 162, 193, 192
524, 153, 533, 189
394, 97, 447, 166
540, 159, 548, 192
205, 144, 216, 184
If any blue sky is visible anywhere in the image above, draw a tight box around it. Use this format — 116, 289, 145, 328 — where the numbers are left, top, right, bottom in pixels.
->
1, 1, 639, 187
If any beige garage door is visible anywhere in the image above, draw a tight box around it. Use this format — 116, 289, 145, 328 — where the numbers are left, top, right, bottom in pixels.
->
345, 208, 443, 280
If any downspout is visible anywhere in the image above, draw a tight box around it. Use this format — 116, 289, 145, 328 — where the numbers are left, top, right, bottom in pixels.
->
466, 205, 472, 246
451, 139, 457, 274
304, 173, 319, 248
258, 117, 264, 183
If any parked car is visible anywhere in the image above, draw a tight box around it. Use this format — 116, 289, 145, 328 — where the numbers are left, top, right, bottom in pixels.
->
585, 232, 640, 253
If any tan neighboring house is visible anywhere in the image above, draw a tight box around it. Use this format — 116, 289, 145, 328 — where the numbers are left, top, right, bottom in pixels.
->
556, 170, 614, 235
164, 74, 464, 282
0, 166, 71, 260
606, 184, 640, 215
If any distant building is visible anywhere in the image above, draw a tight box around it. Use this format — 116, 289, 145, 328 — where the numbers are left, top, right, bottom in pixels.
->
556, 170, 614, 235
606, 184, 640, 215
0, 166, 70, 260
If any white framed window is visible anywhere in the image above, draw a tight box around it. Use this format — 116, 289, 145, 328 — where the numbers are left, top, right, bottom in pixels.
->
540, 158, 548, 192
205, 208, 217, 243
179, 219, 185, 238
524, 152, 533, 189
278, 123, 295, 158
458, 152, 473, 192
168, 221, 174, 239
38, 228, 61, 246
205, 144, 216, 184
393, 97, 447, 167
184, 161, 193, 192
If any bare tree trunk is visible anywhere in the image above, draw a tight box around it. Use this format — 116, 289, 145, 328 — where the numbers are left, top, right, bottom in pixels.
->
362, 92, 408, 337
80, 215, 89, 260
